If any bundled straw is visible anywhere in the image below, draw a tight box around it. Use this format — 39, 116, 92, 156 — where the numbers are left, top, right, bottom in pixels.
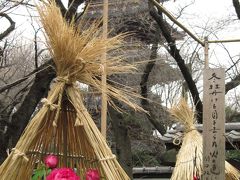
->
0, 1, 146, 179
170, 99, 240, 180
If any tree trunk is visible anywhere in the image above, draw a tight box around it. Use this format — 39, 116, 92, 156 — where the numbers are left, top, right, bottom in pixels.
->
11, 61, 55, 146
108, 106, 133, 179
140, 39, 166, 135
149, 6, 203, 123
0, 60, 55, 163
233, 0, 240, 19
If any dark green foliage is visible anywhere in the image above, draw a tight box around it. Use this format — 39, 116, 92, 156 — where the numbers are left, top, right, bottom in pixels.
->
226, 150, 240, 160
132, 149, 161, 167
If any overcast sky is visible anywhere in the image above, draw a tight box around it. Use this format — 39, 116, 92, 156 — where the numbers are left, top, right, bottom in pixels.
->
1, 1, 239, 42
165, 0, 240, 66
1, 0, 240, 69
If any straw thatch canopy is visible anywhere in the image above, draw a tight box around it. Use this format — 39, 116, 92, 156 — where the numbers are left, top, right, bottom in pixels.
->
0, 2, 147, 179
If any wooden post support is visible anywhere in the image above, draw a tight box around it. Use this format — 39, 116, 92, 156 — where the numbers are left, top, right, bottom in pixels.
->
101, 0, 108, 139
204, 37, 209, 69
203, 68, 225, 180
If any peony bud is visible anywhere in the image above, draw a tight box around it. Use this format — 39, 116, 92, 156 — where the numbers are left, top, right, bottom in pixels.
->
44, 155, 58, 169
86, 169, 100, 180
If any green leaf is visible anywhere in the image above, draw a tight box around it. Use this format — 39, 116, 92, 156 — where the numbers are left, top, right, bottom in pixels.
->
32, 166, 51, 180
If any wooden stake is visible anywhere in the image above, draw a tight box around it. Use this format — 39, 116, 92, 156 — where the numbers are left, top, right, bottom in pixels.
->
101, 0, 108, 139
63, 103, 68, 166
202, 68, 225, 180
204, 37, 209, 69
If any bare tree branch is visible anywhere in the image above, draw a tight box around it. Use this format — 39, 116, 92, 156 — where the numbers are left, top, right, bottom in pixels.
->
66, 0, 85, 21
140, 39, 166, 135
0, 60, 55, 162
54, 0, 67, 16
233, 0, 240, 19
225, 58, 240, 73
221, 1, 240, 94
0, 62, 52, 94
225, 74, 240, 94
149, 3, 203, 123
0, 13, 15, 41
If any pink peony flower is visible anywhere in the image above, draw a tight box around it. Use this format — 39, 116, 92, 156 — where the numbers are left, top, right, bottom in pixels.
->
86, 169, 100, 180
44, 155, 58, 168
47, 168, 80, 180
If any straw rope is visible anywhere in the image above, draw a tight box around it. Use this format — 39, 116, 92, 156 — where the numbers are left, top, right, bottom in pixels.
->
56, 76, 71, 85
99, 155, 116, 161
173, 128, 197, 145
41, 98, 59, 111
11, 148, 29, 162
52, 82, 64, 127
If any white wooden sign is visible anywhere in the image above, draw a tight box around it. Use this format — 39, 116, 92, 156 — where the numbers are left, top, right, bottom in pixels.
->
203, 68, 225, 180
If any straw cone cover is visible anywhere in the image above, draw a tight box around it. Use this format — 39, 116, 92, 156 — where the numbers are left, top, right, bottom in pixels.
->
170, 99, 240, 180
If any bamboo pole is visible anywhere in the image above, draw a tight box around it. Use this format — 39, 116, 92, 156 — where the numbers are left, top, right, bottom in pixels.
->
149, 0, 240, 47
204, 37, 209, 69
101, 0, 108, 139
208, 39, 240, 43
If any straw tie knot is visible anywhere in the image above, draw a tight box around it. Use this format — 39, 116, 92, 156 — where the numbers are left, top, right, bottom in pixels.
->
173, 128, 197, 145
99, 64, 105, 73
173, 135, 183, 146
12, 148, 29, 162
56, 76, 71, 85
99, 155, 116, 161
41, 98, 59, 111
